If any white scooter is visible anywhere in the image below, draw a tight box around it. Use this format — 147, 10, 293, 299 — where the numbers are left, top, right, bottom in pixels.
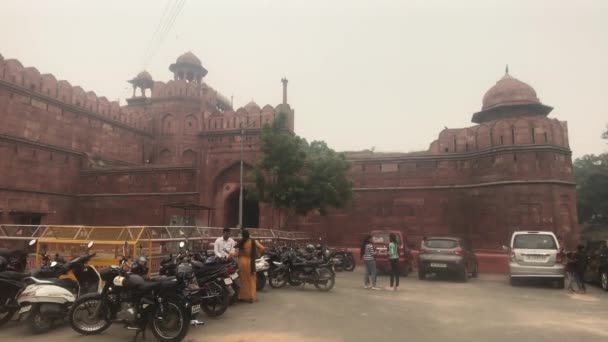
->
255, 255, 270, 291
16, 241, 100, 334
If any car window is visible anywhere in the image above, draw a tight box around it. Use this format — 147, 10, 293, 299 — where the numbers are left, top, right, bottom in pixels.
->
513, 234, 557, 249
424, 239, 458, 249
371, 233, 400, 245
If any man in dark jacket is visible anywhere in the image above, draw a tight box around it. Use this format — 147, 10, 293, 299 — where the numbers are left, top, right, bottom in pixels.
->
574, 244, 588, 293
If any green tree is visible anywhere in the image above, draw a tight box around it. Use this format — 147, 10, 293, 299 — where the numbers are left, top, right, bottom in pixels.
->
250, 112, 353, 226
574, 153, 608, 224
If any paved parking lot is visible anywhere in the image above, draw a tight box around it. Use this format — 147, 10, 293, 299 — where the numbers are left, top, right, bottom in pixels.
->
1, 270, 607, 342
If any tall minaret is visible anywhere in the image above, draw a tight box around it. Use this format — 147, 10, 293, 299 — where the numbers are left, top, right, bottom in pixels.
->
281, 77, 288, 104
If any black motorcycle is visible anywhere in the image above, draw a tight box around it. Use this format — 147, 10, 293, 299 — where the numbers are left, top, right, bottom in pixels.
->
268, 249, 336, 291
0, 239, 37, 327
160, 242, 231, 318
68, 255, 198, 342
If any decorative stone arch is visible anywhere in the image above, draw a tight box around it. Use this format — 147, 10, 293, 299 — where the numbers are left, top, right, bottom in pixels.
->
491, 119, 513, 146
184, 114, 198, 135
161, 113, 176, 135
159, 148, 172, 164
182, 149, 196, 165
511, 118, 532, 145
212, 161, 258, 228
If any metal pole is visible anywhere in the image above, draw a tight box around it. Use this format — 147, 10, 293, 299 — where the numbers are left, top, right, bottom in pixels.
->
238, 124, 244, 229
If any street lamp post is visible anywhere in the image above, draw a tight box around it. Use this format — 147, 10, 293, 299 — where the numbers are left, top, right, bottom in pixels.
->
238, 122, 244, 230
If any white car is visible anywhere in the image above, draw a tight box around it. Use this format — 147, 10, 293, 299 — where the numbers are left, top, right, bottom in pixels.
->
504, 231, 565, 288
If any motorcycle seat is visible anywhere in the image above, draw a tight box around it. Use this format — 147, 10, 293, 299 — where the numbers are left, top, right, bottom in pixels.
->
45, 278, 78, 291
148, 275, 175, 282
0, 270, 30, 281
295, 259, 324, 266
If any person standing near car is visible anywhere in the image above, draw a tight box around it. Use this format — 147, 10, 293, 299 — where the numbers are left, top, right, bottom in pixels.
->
388, 233, 400, 291
574, 244, 588, 294
361, 235, 380, 290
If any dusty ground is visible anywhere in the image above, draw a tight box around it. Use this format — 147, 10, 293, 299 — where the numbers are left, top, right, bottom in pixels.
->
1, 270, 607, 342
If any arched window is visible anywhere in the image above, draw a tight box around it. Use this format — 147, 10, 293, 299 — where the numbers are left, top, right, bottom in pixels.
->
184, 115, 198, 135
161, 114, 175, 135
182, 149, 196, 165
159, 149, 172, 164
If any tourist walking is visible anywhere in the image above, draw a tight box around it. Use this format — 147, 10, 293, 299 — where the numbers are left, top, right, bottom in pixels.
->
388, 233, 400, 291
234, 229, 264, 303
574, 244, 588, 294
361, 234, 380, 290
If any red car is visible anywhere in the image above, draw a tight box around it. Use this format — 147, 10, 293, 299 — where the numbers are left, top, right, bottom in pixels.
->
370, 230, 413, 276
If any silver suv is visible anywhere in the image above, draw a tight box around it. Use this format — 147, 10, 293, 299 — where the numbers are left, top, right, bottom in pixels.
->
504, 231, 565, 288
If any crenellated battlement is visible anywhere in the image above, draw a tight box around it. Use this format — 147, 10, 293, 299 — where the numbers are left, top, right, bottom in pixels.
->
428, 116, 569, 154
0, 55, 150, 133
201, 102, 294, 133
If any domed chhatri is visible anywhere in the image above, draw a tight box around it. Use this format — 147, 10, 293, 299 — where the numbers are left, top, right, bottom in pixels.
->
169, 51, 208, 82
472, 67, 552, 124
135, 70, 153, 81
482, 72, 539, 110
244, 100, 260, 112
128, 70, 154, 98
176, 51, 202, 66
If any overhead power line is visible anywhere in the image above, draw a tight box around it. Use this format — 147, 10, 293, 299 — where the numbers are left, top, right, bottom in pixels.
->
142, 0, 187, 69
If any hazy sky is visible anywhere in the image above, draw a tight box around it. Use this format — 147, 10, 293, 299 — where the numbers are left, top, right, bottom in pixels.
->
1, 0, 606, 157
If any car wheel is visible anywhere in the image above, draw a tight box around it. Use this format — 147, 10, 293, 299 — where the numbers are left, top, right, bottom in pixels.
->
509, 277, 518, 286
554, 278, 565, 289
601, 271, 608, 291
459, 267, 468, 282
471, 263, 479, 278
418, 270, 425, 280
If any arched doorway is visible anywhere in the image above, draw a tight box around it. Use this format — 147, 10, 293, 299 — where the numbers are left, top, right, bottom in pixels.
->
224, 189, 259, 228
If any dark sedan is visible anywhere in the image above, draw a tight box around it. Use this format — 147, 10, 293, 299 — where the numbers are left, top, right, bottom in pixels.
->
418, 237, 478, 282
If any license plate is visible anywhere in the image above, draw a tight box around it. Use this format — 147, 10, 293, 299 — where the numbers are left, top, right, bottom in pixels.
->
191, 304, 201, 314
430, 263, 447, 268
224, 278, 233, 285
18, 305, 32, 314
526, 255, 545, 261
230, 273, 239, 280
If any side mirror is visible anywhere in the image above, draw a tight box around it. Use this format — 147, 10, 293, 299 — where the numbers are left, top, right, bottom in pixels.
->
501, 245, 509, 251
29, 239, 37, 247
87, 241, 94, 249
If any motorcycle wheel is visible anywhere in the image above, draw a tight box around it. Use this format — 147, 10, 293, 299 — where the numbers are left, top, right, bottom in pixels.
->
314, 269, 336, 292
230, 283, 240, 305
69, 293, 112, 335
268, 271, 288, 288
333, 255, 345, 272
151, 299, 189, 342
201, 284, 229, 317
28, 304, 54, 334
289, 279, 303, 286
344, 255, 356, 271
0, 306, 16, 327
256, 272, 267, 291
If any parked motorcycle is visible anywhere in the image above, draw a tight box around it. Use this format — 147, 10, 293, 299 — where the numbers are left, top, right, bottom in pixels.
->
160, 241, 230, 318
268, 248, 336, 291
16, 241, 98, 334
255, 255, 270, 291
69, 252, 200, 342
0, 239, 38, 327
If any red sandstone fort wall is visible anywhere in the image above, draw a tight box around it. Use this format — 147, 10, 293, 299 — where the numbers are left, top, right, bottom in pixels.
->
0, 57, 153, 164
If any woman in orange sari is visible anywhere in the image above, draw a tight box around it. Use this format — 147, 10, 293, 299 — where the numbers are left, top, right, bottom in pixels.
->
235, 229, 264, 303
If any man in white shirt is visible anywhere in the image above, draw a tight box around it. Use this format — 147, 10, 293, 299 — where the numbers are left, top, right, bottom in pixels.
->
214, 227, 236, 258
